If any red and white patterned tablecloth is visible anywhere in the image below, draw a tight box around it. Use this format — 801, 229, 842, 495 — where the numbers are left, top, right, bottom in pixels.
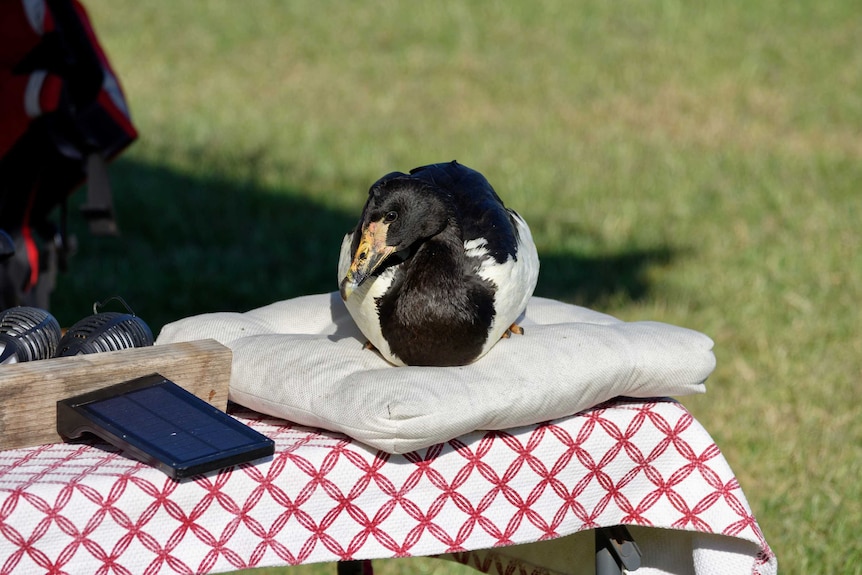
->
0, 398, 775, 575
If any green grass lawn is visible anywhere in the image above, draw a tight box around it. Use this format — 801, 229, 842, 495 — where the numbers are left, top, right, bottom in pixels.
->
47, 1, 862, 573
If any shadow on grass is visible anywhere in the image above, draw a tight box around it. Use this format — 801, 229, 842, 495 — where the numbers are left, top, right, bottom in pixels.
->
51, 158, 676, 333
51, 157, 358, 333
535, 248, 675, 308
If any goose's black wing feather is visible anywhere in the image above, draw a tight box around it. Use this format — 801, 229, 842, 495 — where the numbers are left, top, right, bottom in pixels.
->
377, 160, 520, 264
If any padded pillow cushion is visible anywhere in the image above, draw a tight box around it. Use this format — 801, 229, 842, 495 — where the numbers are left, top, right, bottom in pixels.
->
156, 293, 715, 454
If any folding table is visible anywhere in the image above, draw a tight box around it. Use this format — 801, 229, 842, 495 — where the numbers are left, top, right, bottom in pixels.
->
0, 397, 776, 574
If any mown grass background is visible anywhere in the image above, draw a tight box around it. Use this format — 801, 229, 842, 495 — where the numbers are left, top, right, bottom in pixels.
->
46, 1, 861, 573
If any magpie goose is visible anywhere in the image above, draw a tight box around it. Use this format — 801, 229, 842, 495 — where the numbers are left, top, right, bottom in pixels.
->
338, 160, 539, 366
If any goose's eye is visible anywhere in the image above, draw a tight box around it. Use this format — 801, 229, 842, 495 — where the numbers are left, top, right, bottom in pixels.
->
383, 211, 398, 223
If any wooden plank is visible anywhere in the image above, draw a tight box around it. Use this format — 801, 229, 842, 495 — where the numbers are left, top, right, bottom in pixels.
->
0, 339, 232, 451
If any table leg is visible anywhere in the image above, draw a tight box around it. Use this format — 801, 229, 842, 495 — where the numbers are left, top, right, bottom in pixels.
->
337, 559, 373, 575
595, 525, 641, 574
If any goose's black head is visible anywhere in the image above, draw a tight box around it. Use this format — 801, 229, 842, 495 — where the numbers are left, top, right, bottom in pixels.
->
339, 174, 451, 300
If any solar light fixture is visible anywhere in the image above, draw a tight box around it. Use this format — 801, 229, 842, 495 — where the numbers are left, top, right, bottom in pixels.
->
57, 373, 274, 479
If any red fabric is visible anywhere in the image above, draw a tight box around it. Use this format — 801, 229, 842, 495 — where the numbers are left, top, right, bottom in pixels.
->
0, 71, 30, 158
0, 0, 60, 157
0, 0, 137, 304
0, 0, 54, 65
70, 0, 138, 146
0, 0, 137, 160
0, 71, 63, 157
20, 191, 39, 289
38, 70, 62, 112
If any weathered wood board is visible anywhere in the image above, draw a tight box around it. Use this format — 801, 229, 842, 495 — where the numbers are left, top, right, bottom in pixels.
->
0, 339, 232, 450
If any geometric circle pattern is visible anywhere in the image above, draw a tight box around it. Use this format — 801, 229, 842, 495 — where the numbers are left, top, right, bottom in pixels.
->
0, 398, 775, 574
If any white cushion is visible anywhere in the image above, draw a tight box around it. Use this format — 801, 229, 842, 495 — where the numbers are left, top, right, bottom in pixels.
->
156, 293, 715, 454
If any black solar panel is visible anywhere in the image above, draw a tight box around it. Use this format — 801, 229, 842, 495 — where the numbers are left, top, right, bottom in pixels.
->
57, 373, 274, 479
